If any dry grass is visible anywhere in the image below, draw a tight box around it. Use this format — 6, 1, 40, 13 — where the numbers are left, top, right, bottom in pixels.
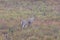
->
0, 0, 60, 40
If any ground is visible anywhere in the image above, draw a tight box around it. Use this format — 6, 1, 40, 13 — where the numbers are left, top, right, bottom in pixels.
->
0, 0, 60, 40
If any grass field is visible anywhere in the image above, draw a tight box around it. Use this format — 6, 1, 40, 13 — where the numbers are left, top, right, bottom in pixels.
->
0, 0, 60, 40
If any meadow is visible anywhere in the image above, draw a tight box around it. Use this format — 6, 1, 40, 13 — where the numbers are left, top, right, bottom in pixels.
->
0, 0, 60, 40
